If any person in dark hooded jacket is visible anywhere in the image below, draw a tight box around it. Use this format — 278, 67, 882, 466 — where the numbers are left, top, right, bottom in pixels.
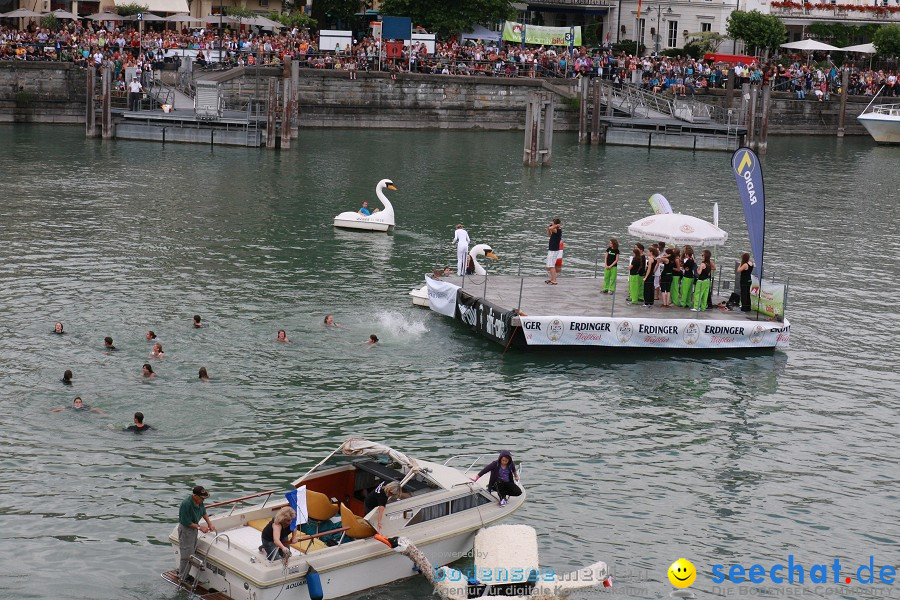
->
471, 450, 521, 506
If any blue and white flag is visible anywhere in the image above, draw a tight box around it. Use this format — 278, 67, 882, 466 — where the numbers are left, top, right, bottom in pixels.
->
285, 486, 308, 532
731, 147, 766, 280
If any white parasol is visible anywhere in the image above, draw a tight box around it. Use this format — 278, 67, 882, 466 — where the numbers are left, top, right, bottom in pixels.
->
780, 39, 840, 52
839, 43, 876, 54
3, 8, 43, 17
628, 213, 729, 246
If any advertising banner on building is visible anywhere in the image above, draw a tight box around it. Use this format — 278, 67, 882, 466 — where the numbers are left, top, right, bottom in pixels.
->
750, 276, 785, 318
502, 22, 582, 46
518, 315, 789, 349
456, 292, 514, 346
425, 276, 459, 317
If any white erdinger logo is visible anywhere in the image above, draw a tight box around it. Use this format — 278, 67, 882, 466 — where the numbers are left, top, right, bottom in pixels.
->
616, 321, 633, 343
683, 322, 700, 345
547, 319, 564, 342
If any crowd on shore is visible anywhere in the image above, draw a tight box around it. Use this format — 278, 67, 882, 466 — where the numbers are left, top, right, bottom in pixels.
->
1, 20, 895, 98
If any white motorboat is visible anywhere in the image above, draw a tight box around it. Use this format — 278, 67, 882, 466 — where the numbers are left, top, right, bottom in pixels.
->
333, 179, 397, 232
857, 93, 900, 145
162, 438, 525, 600
410, 244, 499, 306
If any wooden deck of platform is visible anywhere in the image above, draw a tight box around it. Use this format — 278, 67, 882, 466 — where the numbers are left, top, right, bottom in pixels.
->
161, 569, 232, 600
448, 274, 759, 322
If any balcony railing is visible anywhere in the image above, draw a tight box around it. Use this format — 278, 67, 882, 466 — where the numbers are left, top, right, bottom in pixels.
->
771, 4, 900, 22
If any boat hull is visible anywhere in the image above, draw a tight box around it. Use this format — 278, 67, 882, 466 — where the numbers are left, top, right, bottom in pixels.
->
857, 113, 900, 145
410, 285, 428, 306
333, 211, 394, 232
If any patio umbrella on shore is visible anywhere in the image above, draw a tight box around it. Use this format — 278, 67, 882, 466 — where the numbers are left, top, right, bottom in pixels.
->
839, 43, 876, 54
127, 12, 166, 21
3, 8, 43, 17
163, 13, 205, 22
86, 12, 130, 21
781, 39, 840, 64
628, 213, 729, 246
249, 15, 285, 29
44, 9, 80, 19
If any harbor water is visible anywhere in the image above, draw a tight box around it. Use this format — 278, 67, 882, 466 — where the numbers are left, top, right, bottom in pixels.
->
0, 125, 897, 600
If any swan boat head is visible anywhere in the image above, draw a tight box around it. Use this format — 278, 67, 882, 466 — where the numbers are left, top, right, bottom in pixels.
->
469, 244, 499, 276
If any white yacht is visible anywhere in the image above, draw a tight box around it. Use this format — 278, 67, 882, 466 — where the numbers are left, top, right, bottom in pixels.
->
857, 98, 900, 145
162, 439, 525, 600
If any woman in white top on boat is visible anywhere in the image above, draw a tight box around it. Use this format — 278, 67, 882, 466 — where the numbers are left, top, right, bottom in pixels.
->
452, 224, 470, 276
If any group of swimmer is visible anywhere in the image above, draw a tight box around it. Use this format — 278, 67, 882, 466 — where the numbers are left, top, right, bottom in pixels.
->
50, 313, 382, 431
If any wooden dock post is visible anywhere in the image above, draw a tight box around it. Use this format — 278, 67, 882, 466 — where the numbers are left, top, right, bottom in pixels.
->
725, 71, 735, 113
101, 63, 112, 139
542, 94, 554, 166
740, 82, 750, 128
290, 59, 299, 139
837, 67, 850, 138
577, 78, 589, 144
758, 82, 771, 155
590, 78, 601, 144
280, 78, 291, 149
523, 94, 541, 167
266, 78, 277, 150
747, 84, 758, 150
85, 67, 97, 138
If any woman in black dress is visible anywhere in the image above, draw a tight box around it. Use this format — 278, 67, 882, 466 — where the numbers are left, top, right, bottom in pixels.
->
737, 252, 754, 312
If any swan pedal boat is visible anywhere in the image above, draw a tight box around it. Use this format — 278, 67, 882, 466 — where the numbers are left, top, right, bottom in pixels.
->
162, 438, 525, 600
333, 179, 397, 232
411, 244, 498, 307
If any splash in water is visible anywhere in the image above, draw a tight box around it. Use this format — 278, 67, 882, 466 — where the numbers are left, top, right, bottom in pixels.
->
375, 311, 429, 338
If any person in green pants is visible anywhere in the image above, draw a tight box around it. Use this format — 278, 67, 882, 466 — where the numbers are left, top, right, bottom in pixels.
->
602, 238, 620, 294
680, 245, 696, 307
628, 247, 643, 304
692, 249, 715, 311
670, 247, 682, 306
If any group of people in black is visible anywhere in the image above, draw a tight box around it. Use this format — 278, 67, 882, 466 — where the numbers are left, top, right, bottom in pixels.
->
602, 239, 754, 312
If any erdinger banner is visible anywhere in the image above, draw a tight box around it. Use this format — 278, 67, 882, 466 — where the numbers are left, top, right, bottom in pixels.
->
425, 276, 459, 317
457, 292, 514, 346
519, 316, 790, 349
502, 21, 582, 46
732, 147, 766, 280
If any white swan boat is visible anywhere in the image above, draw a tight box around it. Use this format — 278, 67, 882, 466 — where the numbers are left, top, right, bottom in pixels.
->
411, 244, 498, 306
162, 438, 525, 600
333, 179, 397, 232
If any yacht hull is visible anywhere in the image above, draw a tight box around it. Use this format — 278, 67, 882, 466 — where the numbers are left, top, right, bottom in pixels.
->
857, 112, 900, 145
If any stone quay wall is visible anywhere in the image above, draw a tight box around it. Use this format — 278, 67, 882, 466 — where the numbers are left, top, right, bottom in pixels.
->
0, 62, 86, 123
0, 62, 875, 135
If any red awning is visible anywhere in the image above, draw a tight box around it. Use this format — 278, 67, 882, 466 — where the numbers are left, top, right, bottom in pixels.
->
703, 53, 757, 64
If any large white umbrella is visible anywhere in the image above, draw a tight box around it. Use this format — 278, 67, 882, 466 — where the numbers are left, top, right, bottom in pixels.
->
839, 43, 877, 54
628, 213, 729, 246
780, 39, 840, 52
3, 8, 43, 17
164, 13, 205, 22
249, 15, 285, 29
200, 14, 238, 24
128, 12, 166, 21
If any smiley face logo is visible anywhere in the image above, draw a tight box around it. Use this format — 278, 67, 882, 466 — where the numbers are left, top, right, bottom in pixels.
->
667, 558, 696, 588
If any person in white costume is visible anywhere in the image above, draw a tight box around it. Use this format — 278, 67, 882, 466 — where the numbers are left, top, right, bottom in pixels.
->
452, 224, 470, 276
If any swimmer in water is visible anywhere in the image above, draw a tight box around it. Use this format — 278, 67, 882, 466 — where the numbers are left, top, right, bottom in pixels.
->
198, 367, 210, 381
367, 334, 379, 345
193, 315, 203, 328
142, 363, 156, 378
323, 315, 339, 327
104, 336, 117, 350
146, 330, 158, 342
276, 329, 290, 343
51, 396, 104, 414
62, 369, 73, 385
150, 343, 164, 358
54, 322, 65, 334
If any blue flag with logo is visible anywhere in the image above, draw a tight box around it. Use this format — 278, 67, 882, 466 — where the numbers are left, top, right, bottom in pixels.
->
731, 147, 765, 280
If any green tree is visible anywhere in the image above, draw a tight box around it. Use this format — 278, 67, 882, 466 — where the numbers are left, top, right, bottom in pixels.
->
270, 11, 318, 29
377, 0, 514, 39
311, 0, 364, 29
725, 10, 787, 54
872, 24, 900, 58
115, 2, 149, 16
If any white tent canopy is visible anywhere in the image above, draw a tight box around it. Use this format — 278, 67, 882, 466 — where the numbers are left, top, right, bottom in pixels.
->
628, 213, 729, 246
461, 24, 501, 43
86, 12, 129, 21
840, 43, 877, 54
781, 39, 840, 52
163, 13, 204, 22
44, 9, 79, 18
